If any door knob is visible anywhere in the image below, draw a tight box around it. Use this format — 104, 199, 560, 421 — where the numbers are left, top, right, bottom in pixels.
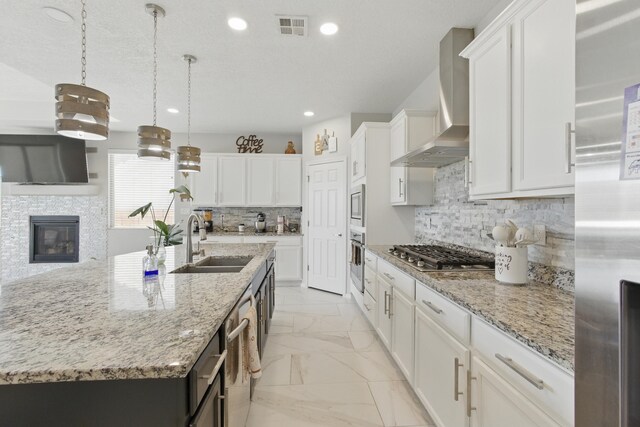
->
335, 233, 343, 237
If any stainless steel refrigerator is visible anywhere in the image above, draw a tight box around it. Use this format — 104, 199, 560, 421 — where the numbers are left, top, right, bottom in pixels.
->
575, 1, 640, 426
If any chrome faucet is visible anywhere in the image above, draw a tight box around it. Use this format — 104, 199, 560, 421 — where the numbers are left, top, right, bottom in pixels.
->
186, 213, 207, 263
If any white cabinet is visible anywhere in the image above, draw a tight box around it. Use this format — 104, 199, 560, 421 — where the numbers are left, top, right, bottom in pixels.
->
376, 277, 392, 350
217, 156, 246, 206
275, 157, 302, 206
350, 129, 366, 184
470, 357, 561, 427
389, 110, 436, 205
511, 0, 575, 192
391, 288, 415, 383
415, 308, 470, 427
274, 245, 302, 281
467, 25, 512, 197
246, 157, 275, 206
191, 154, 217, 205
460, 0, 575, 199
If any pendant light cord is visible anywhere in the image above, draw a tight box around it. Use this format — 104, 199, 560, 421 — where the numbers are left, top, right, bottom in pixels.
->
187, 58, 192, 146
152, 9, 158, 126
80, 0, 87, 86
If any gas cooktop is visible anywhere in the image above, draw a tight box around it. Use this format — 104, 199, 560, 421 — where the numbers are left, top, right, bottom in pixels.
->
387, 245, 495, 272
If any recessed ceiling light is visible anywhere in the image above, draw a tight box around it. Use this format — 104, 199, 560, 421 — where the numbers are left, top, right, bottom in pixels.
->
167, 108, 179, 114
320, 22, 339, 35
304, 111, 315, 117
228, 17, 248, 31
42, 7, 74, 23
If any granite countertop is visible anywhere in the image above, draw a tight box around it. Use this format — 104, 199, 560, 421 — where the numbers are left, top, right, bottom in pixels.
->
367, 246, 575, 372
0, 243, 275, 385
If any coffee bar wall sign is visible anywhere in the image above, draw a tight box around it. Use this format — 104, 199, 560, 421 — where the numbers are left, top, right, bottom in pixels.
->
236, 135, 264, 153
314, 129, 338, 156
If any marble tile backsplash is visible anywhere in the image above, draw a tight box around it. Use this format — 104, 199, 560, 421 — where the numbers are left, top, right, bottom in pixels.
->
191, 206, 302, 229
415, 160, 575, 271
0, 196, 107, 283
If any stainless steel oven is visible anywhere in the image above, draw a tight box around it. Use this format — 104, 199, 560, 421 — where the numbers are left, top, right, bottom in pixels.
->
350, 231, 365, 293
350, 184, 365, 227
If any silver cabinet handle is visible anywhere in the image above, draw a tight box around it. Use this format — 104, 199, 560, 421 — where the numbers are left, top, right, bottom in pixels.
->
565, 122, 575, 174
467, 370, 477, 417
383, 272, 395, 281
454, 357, 463, 401
495, 353, 544, 390
198, 349, 227, 386
398, 178, 404, 197
422, 299, 443, 314
384, 291, 389, 315
388, 293, 393, 319
464, 156, 472, 187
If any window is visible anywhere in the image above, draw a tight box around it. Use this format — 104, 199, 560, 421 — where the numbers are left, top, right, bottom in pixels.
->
109, 151, 176, 228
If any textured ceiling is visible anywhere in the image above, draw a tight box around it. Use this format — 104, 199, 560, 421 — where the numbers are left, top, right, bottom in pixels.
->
0, 0, 500, 134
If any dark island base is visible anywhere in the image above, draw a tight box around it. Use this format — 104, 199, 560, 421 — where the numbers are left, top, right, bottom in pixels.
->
0, 377, 190, 427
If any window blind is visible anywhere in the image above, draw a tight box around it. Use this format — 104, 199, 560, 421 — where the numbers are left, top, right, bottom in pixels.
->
108, 151, 176, 228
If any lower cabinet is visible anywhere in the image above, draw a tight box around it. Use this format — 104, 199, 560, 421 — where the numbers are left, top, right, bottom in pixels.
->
376, 277, 393, 349
391, 288, 415, 383
274, 246, 302, 281
470, 356, 561, 427
415, 308, 469, 427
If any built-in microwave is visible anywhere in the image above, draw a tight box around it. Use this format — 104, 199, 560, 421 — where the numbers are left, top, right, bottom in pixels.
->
350, 184, 365, 227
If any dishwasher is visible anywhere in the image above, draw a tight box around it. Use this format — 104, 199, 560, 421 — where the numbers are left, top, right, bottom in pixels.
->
223, 290, 255, 427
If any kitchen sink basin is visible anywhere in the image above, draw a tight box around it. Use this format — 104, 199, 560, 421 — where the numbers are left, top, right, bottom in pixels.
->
171, 265, 245, 274
195, 256, 253, 268
170, 256, 253, 274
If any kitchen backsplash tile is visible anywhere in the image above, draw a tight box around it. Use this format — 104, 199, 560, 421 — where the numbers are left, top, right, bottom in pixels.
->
191, 206, 302, 230
415, 161, 575, 286
0, 196, 108, 283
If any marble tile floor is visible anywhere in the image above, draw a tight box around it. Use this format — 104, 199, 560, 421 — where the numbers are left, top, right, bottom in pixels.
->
246, 286, 435, 427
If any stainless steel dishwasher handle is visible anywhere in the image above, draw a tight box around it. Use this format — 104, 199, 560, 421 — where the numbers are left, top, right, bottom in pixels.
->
227, 294, 256, 342
495, 353, 544, 390
198, 349, 228, 386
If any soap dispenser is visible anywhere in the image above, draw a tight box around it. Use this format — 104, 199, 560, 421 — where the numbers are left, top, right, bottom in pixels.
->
142, 244, 159, 277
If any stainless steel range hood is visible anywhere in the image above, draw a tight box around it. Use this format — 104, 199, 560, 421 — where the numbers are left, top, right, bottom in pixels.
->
392, 28, 474, 168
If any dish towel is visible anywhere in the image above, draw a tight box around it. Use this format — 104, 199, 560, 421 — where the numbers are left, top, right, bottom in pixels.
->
242, 304, 262, 382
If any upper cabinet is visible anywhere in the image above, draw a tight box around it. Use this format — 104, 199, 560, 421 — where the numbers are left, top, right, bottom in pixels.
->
389, 110, 436, 206
218, 156, 246, 206
191, 153, 218, 205
246, 157, 275, 206
351, 129, 366, 185
460, 0, 575, 200
192, 154, 301, 208
275, 156, 302, 206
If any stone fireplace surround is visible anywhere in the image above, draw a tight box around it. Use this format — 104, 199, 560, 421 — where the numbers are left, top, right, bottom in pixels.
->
0, 195, 107, 283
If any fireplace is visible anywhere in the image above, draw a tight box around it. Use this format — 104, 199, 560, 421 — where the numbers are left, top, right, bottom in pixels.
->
29, 216, 80, 263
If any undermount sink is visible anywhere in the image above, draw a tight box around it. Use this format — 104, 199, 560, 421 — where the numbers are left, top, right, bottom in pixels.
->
195, 256, 253, 268
170, 256, 253, 274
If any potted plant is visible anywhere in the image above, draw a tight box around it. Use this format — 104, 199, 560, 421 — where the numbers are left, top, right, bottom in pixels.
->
129, 185, 193, 263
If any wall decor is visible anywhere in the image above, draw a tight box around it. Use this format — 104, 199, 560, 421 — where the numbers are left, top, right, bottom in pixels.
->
285, 140, 297, 154
314, 134, 323, 155
236, 135, 264, 153
327, 131, 338, 153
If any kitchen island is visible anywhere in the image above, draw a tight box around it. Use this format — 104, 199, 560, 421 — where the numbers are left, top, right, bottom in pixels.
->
0, 243, 275, 426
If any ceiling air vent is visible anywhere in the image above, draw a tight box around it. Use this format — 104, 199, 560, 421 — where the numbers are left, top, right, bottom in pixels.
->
276, 15, 307, 37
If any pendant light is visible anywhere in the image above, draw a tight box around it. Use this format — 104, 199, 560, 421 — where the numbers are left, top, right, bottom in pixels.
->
177, 55, 201, 173
137, 4, 171, 160
55, 0, 110, 140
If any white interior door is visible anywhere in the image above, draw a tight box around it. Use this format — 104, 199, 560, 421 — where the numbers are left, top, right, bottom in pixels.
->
307, 160, 346, 295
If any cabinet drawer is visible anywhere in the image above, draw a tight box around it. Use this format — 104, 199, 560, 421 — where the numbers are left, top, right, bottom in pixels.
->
471, 317, 574, 426
364, 266, 377, 300
364, 250, 378, 271
243, 235, 302, 246
363, 290, 377, 327
416, 282, 470, 345
189, 331, 223, 416
378, 259, 415, 299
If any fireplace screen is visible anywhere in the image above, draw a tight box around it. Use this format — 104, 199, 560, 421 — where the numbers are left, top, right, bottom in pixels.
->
29, 216, 80, 263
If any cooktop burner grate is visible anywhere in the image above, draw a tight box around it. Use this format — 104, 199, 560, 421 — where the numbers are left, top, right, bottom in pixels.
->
389, 245, 495, 271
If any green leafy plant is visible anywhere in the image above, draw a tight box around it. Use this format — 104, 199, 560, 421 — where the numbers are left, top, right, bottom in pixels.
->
129, 185, 193, 247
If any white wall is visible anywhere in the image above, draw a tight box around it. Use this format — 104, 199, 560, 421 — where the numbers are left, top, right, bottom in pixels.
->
392, 70, 440, 117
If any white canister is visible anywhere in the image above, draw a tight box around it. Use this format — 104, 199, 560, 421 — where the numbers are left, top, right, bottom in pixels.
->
495, 246, 528, 285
